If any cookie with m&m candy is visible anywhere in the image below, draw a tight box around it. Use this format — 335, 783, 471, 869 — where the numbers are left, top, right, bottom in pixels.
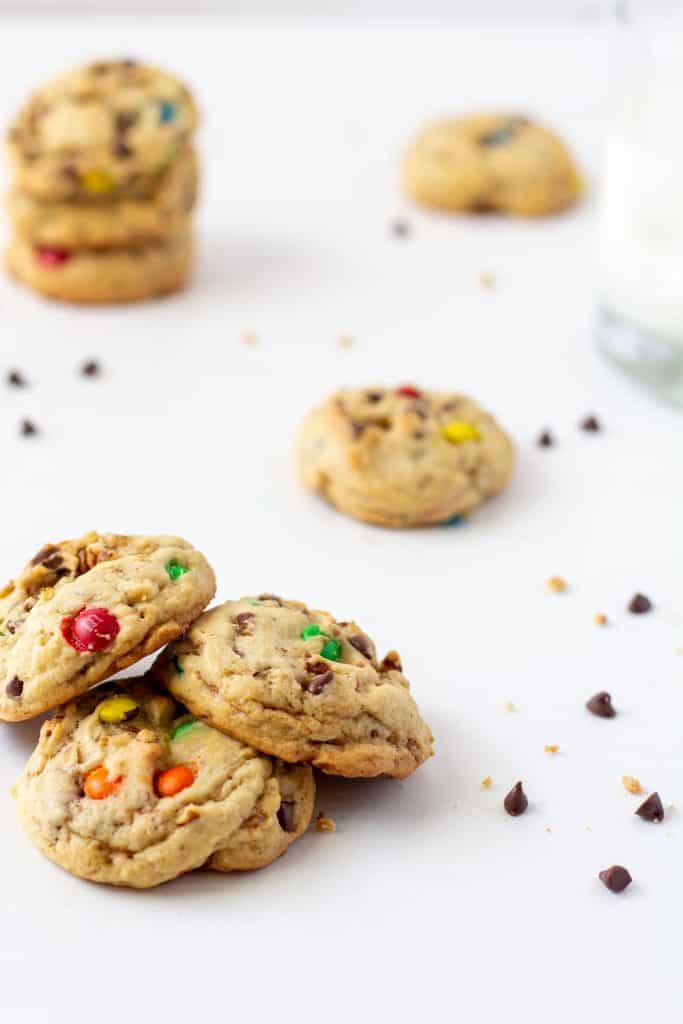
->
295, 386, 513, 527
13, 680, 314, 888
0, 531, 215, 721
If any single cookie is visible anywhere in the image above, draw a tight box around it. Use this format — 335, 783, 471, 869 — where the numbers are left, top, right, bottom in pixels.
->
14, 679, 314, 888
0, 532, 215, 722
7, 59, 198, 202
7, 145, 198, 249
151, 595, 434, 779
402, 114, 581, 216
6, 229, 192, 303
296, 386, 514, 527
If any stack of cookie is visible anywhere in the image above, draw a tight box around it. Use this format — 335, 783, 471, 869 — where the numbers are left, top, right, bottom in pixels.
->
1, 532, 433, 888
5, 59, 198, 303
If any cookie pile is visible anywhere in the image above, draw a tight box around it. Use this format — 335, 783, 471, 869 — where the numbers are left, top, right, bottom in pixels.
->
2, 532, 433, 888
5, 60, 198, 303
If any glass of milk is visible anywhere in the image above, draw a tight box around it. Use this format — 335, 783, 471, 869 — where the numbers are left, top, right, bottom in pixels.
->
596, 1, 683, 405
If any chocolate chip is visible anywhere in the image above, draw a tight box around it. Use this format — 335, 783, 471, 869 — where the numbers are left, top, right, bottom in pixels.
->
115, 111, 138, 135
277, 800, 296, 832
366, 391, 383, 403
113, 141, 132, 159
6, 369, 27, 388
59, 163, 79, 183
628, 593, 652, 614
635, 792, 664, 823
580, 415, 601, 432
5, 677, 23, 698
31, 543, 57, 566
349, 420, 366, 439
349, 632, 374, 660
380, 651, 402, 673
42, 553, 64, 572
80, 359, 101, 377
391, 219, 411, 238
537, 430, 554, 447
304, 671, 334, 694
598, 865, 632, 893
585, 691, 616, 718
504, 781, 528, 816
235, 612, 255, 633
20, 419, 38, 437
306, 661, 330, 675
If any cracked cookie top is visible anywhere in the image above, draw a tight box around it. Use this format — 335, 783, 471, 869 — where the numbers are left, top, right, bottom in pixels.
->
0, 531, 215, 721
151, 595, 434, 779
7, 59, 198, 201
296, 386, 514, 527
13, 679, 314, 888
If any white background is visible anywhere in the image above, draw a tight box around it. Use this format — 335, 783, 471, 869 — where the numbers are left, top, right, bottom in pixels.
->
0, 15, 681, 1024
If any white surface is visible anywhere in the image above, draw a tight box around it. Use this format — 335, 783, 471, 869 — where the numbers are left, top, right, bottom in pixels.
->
0, 18, 681, 1024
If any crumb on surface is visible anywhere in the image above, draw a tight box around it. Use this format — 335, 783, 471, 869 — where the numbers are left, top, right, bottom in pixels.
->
547, 576, 567, 593
481, 775, 494, 789
594, 612, 608, 626
478, 271, 496, 289
622, 775, 642, 795
315, 812, 336, 833
545, 826, 552, 833
504, 701, 518, 712
240, 330, 258, 346
336, 335, 354, 349
544, 744, 560, 754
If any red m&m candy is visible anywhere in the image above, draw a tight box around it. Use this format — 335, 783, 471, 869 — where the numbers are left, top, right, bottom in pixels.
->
395, 385, 422, 399
35, 246, 71, 268
61, 607, 120, 653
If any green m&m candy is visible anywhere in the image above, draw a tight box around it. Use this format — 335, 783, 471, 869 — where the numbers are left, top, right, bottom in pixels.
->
166, 559, 189, 581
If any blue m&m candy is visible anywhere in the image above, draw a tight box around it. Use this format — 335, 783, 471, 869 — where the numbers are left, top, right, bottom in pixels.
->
158, 100, 177, 124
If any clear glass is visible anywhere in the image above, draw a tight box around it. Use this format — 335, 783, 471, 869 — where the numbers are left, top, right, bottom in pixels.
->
595, 1, 683, 405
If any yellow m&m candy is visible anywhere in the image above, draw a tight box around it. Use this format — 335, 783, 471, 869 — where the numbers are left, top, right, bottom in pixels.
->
97, 695, 138, 724
441, 421, 481, 444
81, 169, 114, 194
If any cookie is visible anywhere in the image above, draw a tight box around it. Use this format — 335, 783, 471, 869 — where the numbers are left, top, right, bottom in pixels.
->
7, 59, 198, 202
296, 386, 514, 527
14, 679, 315, 888
151, 595, 434, 779
402, 114, 581, 216
6, 145, 198, 249
6, 229, 192, 303
0, 532, 215, 722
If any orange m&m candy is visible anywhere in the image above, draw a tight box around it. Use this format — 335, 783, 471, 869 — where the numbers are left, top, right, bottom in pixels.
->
84, 765, 122, 800
154, 764, 195, 798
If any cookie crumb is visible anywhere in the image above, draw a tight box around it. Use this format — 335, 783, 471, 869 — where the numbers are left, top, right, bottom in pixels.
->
391, 219, 411, 238
537, 430, 554, 447
477, 271, 496, 289
80, 359, 101, 377
594, 612, 608, 626
622, 775, 642, 795
336, 335, 354, 349
20, 418, 38, 437
580, 414, 601, 432
547, 576, 567, 593
315, 812, 336, 833
6, 369, 27, 387
481, 775, 494, 789
544, 744, 560, 754
545, 826, 552, 833
504, 701, 518, 712
240, 330, 258, 346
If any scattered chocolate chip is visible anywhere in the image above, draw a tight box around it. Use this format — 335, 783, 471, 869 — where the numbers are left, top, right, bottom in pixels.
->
580, 415, 601, 432
537, 430, 554, 447
628, 593, 652, 614
114, 111, 138, 134
5, 677, 23, 698
586, 691, 616, 718
20, 419, 38, 437
304, 670, 334, 695
504, 781, 528, 817
599, 865, 632, 893
380, 651, 402, 673
80, 359, 101, 377
113, 141, 132, 159
277, 800, 296, 832
31, 543, 57, 566
349, 632, 374, 660
6, 369, 27, 388
635, 792, 664, 823
391, 219, 411, 238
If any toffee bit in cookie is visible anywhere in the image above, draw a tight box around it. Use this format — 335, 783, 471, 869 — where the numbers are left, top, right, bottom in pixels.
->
5, 677, 23, 698
80, 358, 101, 377
594, 612, 608, 626
315, 812, 337, 833
380, 650, 402, 673
504, 781, 528, 816
580, 415, 601, 432
537, 430, 554, 447
635, 792, 664, 823
586, 691, 616, 718
599, 865, 632, 893
277, 800, 296, 832
622, 775, 642, 795
547, 576, 567, 593
481, 775, 494, 789
628, 592, 652, 614
6, 369, 27, 387
544, 744, 560, 754
20, 418, 38, 437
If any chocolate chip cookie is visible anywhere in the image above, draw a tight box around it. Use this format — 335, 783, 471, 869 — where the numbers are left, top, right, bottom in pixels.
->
151, 595, 434, 779
296, 385, 514, 527
402, 113, 581, 216
0, 532, 215, 721
14, 679, 314, 888
7, 59, 198, 202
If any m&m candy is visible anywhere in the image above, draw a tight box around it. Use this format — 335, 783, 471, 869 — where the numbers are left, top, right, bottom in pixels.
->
441, 421, 481, 444
84, 765, 122, 800
61, 607, 120, 653
98, 695, 138, 723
